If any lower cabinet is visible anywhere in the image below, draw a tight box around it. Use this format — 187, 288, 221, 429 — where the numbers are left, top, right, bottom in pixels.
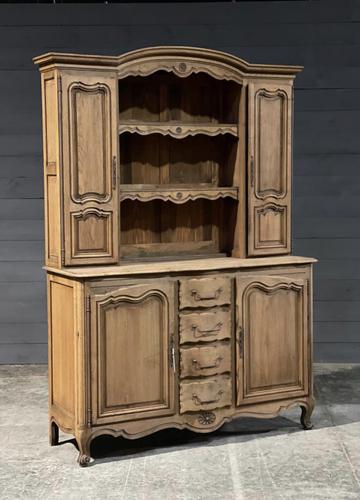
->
47, 264, 314, 466
90, 282, 176, 424
235, 274, 309, 406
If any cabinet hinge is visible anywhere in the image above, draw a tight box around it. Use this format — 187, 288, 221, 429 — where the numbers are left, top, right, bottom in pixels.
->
112, 156, 117, 189
86, 295, 91, 313
250, 156, 255, 187
60, 247, 65, 265
238, 326, 244, 358
87, 408, 91, 428
169, 335, 176, 372
57, 75, 62, 94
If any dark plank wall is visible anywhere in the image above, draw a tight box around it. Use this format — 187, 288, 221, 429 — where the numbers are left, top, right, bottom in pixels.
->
0, 1, 359, 363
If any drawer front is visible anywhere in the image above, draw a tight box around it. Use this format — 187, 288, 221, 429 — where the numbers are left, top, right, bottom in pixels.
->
180, 376, 231, 413
180, 344, 231, 378
179, 277, 231, 309
180, 309, 231, 344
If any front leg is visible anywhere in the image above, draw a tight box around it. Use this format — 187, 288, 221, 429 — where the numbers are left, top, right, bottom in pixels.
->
76, 430, 93, 467
300, 399, 314, 430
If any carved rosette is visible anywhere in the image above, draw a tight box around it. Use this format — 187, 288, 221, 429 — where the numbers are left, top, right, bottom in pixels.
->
197, 411, 216, 425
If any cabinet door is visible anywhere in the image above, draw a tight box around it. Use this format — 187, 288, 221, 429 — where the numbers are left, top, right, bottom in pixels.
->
60, 71, 119, 265
236, 275, 308, 405
90, 282, 176, 424
247, 82, 292, 256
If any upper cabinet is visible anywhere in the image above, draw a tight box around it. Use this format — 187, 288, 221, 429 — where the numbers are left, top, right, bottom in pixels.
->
60, 71, 119, 265
34, 47, 301, 267
247, 82, 292, 256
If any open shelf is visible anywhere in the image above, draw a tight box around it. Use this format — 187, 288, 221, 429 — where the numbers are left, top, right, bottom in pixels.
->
119, 186, 239, 203
120, 198, 237, 259
119, 72, 240, 125
119, 122, 238, 139
120, 134, 237, 187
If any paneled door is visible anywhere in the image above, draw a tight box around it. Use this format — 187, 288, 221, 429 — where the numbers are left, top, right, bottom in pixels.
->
90, 282, 176, 425
60, 70, 119, 265
247, 82, 292, 256
236, 274, 309, 405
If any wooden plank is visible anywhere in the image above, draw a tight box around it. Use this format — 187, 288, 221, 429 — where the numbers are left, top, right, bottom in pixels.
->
314, 343, 360, 363
0, 241, 43, 261
0, 343, 47, 364
315, 301, 360, 322
0, 263, 44, 282
0, 323, 46, 344
314, 323, 360, 343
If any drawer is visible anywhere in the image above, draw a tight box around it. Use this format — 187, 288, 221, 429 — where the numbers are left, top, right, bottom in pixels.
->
179, 276, 231, 309
180, 376, 231, 413
180, 343, 231, 378
180, 309, 231, 344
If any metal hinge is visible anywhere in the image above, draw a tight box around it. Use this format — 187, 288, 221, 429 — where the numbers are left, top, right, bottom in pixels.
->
250, 156, 254, 187
169, 335, 176, 373
112, 156, 117, 189
238, 326, 244, 358
86, 295, 91, 313
60, 247, 65, 265
87, 408, 91, 428
57, 75, 62, 94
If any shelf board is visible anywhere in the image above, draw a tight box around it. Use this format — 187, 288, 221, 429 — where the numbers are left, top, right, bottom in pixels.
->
119, 186, 239, 203
118, 121, 238, 139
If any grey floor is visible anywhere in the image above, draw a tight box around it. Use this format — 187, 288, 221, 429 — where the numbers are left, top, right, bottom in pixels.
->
1, 365, 360, 499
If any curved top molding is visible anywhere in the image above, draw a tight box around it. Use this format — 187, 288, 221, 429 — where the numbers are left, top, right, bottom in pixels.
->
33, 46, 303, 78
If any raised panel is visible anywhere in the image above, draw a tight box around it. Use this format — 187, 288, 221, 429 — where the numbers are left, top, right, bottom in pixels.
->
91, 283, 175, 424
236, 275, 308, 405
69, 81, 112, 203
46, 174, 59, 261
179, 276, 231, 309
71, 208, 113, 259
254, 204, 287, 250
254, 89, 288, 200
44, 77, 57, 165
180, 344, 231, 378
248, 82, 292, 256
179, 309, 231, 344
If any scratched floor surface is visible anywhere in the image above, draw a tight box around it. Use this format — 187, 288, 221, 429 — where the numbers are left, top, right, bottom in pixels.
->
1, 364, 360, 499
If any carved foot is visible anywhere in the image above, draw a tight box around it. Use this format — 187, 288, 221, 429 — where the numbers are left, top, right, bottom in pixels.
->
78, 454, 91, 467
49, 421, 59, 446
300, 403, 314, 430
76, 431, 93, 467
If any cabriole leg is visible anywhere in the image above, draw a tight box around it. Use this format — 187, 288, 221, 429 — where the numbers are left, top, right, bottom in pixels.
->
76, 431, 92, 467
300, 400, 314, 430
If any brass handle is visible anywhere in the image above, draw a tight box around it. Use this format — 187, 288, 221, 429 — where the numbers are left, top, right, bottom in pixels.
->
192, 356, 223, 370
191, 287, 223, 302
112, 156, 117, 189
192, 390, 223, 406
191, 322, 223, 338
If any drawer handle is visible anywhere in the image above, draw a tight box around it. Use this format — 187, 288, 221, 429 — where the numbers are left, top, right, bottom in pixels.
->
191, 322, 223, 338
192, 390, 224, 406
191, 287, 223, 302
192, 356, 223, 370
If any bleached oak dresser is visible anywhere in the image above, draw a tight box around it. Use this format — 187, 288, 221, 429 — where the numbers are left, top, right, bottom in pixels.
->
34, 46, 316, 466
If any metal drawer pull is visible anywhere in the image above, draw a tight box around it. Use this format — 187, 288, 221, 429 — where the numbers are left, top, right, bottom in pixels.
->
191, 287, 223, 301
192, 356, 223, 370
192, 390, 224, 406
191, 321, 223, 338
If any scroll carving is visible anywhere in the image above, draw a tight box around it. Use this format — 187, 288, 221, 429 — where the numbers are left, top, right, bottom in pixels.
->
120, 188, 238, 204
71, 208, 113, 257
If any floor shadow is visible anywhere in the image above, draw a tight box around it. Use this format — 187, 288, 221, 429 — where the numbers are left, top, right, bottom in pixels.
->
65, 365, 360, 465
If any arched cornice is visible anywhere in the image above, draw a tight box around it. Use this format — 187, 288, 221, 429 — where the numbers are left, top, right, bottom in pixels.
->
33, 45, 303, 79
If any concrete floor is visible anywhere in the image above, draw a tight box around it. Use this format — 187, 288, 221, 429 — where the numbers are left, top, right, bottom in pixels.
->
1, 365, 360, 499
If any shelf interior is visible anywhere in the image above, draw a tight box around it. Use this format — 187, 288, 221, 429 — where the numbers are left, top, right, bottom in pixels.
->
120, 134, 238, 187
120, 198, 237, 259
119, 71, 240, 124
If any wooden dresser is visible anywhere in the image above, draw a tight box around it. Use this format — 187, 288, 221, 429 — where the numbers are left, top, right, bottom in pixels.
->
34, 46, 316, 466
